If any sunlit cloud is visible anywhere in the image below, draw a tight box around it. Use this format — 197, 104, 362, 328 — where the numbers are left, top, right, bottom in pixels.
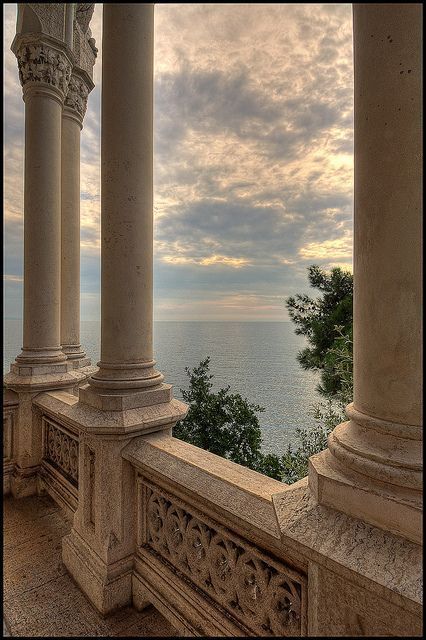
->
3, 274, 23, 282
4, 3, 353, 321
299, 235, 352, 260
162, 254, 250, 268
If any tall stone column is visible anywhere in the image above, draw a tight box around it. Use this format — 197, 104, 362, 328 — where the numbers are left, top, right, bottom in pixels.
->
309, 3, 422, 544
61, 71, 93, 369
62, 4, 187, 614
79, 3, 165, 407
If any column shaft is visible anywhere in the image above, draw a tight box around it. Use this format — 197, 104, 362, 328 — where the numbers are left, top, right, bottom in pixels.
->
88, 3, 162, 392
353, 4, 422, 426
61, 112, 87, 363
19, 92, 65, 364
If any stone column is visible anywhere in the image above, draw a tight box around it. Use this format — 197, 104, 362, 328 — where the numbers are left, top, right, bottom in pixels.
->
62, 4, 187, 614
79, 2, 168, 410
309, 4, 422, 544
61, 71, 92, 369
5, 36, 85, 389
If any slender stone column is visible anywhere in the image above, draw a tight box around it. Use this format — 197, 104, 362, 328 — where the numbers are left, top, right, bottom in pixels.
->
79, 3, 168, 409
5, 36, 84, 388
61, 72, 92, 368
309, 4, 422, 544
18, 48, 68, 366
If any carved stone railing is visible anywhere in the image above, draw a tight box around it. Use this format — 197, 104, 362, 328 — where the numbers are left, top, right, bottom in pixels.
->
123, 433, 308, 637
33, 391, 81, 517
3, 388, 19, 494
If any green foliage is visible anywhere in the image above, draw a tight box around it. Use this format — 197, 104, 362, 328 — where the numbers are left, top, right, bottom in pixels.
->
281, 264, 354, 483
174, 358, 266, 470
174, 358, 288, 481
280, 399, 346, 484
285, 264, 353, 398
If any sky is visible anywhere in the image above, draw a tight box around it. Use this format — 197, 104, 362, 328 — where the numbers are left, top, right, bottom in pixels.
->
3, 3, 354, 322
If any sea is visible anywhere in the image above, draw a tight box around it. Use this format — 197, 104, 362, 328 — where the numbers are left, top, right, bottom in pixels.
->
3, 319, 320, 455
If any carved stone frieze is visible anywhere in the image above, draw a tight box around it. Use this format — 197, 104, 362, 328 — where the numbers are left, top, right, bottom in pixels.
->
16, 42, 72, 98
141, 481, 305, 636
64, 73, 90, 120
43, 417, 79, 488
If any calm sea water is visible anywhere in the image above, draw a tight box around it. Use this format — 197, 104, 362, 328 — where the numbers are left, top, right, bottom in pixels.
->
3, 319, 319, 454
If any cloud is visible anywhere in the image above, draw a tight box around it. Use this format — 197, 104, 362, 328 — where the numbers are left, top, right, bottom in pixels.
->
4, 3, 354, 322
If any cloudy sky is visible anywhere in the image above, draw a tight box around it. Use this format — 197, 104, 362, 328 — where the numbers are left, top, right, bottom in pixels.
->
4, 3, 354, 321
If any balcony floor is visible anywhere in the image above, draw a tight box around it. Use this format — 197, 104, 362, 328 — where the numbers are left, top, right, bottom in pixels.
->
3, 494, 176, 637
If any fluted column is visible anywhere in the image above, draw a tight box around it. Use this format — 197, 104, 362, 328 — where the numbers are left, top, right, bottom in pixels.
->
80, 3, 168, 409
309, 3, 422, 544
61, 72, 92, 367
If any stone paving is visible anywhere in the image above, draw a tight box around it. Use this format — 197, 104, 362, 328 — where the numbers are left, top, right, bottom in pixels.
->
3, 495, 176, 637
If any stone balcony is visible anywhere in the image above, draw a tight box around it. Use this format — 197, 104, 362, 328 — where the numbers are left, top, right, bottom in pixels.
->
3, 3, 422, 637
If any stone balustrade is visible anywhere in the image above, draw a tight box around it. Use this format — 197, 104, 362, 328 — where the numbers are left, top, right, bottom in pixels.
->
123, 434, 422, 637
123, 433, 306, 637
3, 387, 422, 636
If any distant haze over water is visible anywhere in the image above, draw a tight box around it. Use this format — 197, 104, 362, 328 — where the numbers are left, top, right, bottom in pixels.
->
4, 320, 320, 454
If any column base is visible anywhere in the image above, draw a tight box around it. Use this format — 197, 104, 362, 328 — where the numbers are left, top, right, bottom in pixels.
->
62, 345, 92, 370
309, 449, 422, 544
4, 360, 87, 392
272, 477, 422, 637
78, 382, 174, 412
62, 529, 133, 615
67, 357, 93, 370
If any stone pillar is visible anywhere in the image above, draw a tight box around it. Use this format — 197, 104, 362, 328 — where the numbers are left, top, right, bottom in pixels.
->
61, 71, 92, 369
79, 2, 166, 409
309, 4, 422, 544
62, 4, 187, 614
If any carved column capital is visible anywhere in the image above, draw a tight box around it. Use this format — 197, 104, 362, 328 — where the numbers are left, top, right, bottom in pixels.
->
14, 39, 73, 104
64, 71, 92, 127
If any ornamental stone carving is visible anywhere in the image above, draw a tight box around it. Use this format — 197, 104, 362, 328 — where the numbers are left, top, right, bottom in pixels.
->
64, 74, 90, 120
142, 482, 305, 636
16, 42, 72, 98
43, 418, 79, 488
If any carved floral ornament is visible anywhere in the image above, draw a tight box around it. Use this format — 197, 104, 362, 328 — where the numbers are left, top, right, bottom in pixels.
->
43, 418, 79, 488
143, 483, 305, 636
16, 42, 72, 97
64, 74, 90, 119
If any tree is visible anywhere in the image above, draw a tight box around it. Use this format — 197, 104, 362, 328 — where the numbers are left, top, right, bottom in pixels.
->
280, 264, 354, 483
285, 264, 353, 398
173, 358, 283, 479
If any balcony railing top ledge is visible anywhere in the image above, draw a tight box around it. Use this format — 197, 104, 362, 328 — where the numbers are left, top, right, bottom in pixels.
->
123, 432, 287, 552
